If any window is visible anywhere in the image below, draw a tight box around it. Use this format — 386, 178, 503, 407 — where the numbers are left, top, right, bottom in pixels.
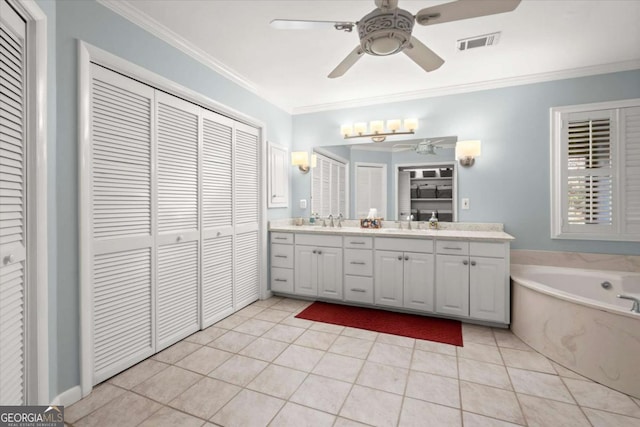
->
311, 152, 347, 218
551, 99, 640, 241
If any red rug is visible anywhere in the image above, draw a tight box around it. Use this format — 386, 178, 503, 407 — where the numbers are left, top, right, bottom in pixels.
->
296, 302, 463, 346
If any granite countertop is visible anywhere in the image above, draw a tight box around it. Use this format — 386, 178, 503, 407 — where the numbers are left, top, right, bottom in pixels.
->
268, 222, 515, 242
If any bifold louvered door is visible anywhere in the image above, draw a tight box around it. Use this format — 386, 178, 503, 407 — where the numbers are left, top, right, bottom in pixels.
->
155, 92, 200, 350
0, 1, 26, 404
89, 64, 155, 384
234, 123, 260, 308
622, 107, 640, 235
201, 110, 234, 327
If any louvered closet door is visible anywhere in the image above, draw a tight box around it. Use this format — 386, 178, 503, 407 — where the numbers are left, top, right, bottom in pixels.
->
622, 106, 640, 235
0, 1, 26, 404
234, 123, 260, 308
201, 109, 234, 327
89, 64, 155, 384
155, 92, 200, 349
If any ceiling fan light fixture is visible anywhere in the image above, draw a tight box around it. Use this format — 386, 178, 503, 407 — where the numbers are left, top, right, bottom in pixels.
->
358, 8, 414, 56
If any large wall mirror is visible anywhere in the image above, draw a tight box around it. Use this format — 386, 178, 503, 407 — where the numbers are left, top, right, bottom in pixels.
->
311, 136, 458, 221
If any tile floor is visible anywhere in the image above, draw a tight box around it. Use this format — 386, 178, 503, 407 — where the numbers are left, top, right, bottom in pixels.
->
66, 297, 640, 427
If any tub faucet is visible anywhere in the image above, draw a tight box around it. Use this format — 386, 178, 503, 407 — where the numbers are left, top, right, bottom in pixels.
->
617, 294, 640, 313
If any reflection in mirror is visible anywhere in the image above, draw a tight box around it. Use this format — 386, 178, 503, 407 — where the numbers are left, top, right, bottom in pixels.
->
313, 136, 458, 221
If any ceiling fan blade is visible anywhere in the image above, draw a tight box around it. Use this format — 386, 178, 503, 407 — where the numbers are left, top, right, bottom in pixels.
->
415, 0, 521, 26
328, 46, 365, 78
374, 0, 399, 11
270, 19, 354, 31
403, 37, 445, 72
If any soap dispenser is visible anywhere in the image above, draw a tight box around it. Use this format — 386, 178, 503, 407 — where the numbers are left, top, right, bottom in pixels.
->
428, 212, 439, 230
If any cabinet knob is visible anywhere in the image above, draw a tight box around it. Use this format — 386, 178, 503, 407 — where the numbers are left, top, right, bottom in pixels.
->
463, 259, 469, 265
397, 255, 403, 261
317, 250, 322, 255
177, 235, 183, 242
312, 250, 317, 254
3, 254, 14, 265
404, 256, 409, 261
470, 260, 477, 266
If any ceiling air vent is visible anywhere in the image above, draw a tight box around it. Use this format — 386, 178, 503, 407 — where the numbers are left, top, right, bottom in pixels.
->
457, 32, 501, 51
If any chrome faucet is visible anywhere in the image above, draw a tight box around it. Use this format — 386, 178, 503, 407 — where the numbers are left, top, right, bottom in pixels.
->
328, 214, 334, 227
617, 294, 640, 313
337, 213, 343, 228
406, 215, 414, 230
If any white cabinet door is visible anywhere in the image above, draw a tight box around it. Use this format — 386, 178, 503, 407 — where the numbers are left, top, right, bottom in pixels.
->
155, 92, 201, 349
374, 250, 403, 307
403, 252, 435, 312
469, 257, 507, 323
295, 245, 317, 296
267, 141, 288, 208
318, 247, 343, 300
435, 254, 469, 317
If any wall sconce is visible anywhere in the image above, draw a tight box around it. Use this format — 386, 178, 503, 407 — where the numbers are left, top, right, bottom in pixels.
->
455, 140, 481, 167
291, 151, 317, 174
341, 118, 418, 143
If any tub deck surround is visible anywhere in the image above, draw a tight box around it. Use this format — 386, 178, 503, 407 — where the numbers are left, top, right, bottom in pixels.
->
269, 219, 513, 326
511, 264, 640, 399
268, 219, 515, 241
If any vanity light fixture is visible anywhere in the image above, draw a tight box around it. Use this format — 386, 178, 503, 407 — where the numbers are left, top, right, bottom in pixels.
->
455, 140, 481, 167
341, 118, 418, 143
291, 151, 317, 174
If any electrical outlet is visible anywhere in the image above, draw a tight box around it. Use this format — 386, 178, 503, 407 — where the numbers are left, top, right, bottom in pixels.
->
299, 199, 307, 209
462, 198, 470, 210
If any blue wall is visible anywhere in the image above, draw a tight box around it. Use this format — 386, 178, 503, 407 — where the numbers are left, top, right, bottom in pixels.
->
41, 0, 292, 397
292, 70, 640, 255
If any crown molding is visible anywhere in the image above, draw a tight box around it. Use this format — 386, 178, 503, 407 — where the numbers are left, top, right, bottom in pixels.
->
292, 59, 640, 115
96, 0, 292, 113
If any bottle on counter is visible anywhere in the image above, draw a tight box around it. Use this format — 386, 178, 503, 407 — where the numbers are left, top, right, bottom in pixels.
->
428, 212, 439, 230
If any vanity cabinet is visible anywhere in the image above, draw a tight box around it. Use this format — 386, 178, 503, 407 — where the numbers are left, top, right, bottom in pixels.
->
295, 234, 343, 299
270, 232, 294, 294
435, 240, 509, 323
344, 237, 374, 304
374, 238, 435, 311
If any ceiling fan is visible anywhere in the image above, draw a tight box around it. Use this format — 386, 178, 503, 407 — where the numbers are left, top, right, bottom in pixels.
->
271, 0, 521, 78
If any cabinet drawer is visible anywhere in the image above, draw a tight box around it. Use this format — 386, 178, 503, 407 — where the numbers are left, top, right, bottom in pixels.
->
375, 237, 433, 253
436, 240, 469, 255
271, 232, 293, 244
295, 233, 342, 247
271, 244, 294, 268
344, 236, 373, 249
470, 241, 506, 258
344, 275, 374, 304
271, 267, 294, 293
344, 248, 373, 276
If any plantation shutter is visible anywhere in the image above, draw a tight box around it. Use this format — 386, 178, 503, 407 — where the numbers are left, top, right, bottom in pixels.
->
562, 110, 615, 234
201, 110, 234, 326
89, 64, 155, 384
0, 1, 26, 404
234, 123, 260, 307
155, 92, 200, 349
622, 107, 640, 235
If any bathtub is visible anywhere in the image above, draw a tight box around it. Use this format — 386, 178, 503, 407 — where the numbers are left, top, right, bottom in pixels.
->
510, 264, 640, 399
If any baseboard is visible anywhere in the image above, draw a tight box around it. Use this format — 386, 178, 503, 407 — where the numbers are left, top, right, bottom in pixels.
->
51, 385, 82, 406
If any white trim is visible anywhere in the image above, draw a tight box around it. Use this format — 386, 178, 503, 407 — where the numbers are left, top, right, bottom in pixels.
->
50, 386, 82, 407
95, 0, 289, 114
78, 40, 268, 396
6, 0, 49, 405
292, 60, 640, 115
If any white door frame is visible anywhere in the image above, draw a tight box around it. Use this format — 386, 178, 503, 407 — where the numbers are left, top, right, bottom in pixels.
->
3, 0, 49, 404
78, 41, 267, 398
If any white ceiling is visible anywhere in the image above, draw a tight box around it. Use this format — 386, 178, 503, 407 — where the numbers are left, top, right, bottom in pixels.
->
105, 0, 640, 113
